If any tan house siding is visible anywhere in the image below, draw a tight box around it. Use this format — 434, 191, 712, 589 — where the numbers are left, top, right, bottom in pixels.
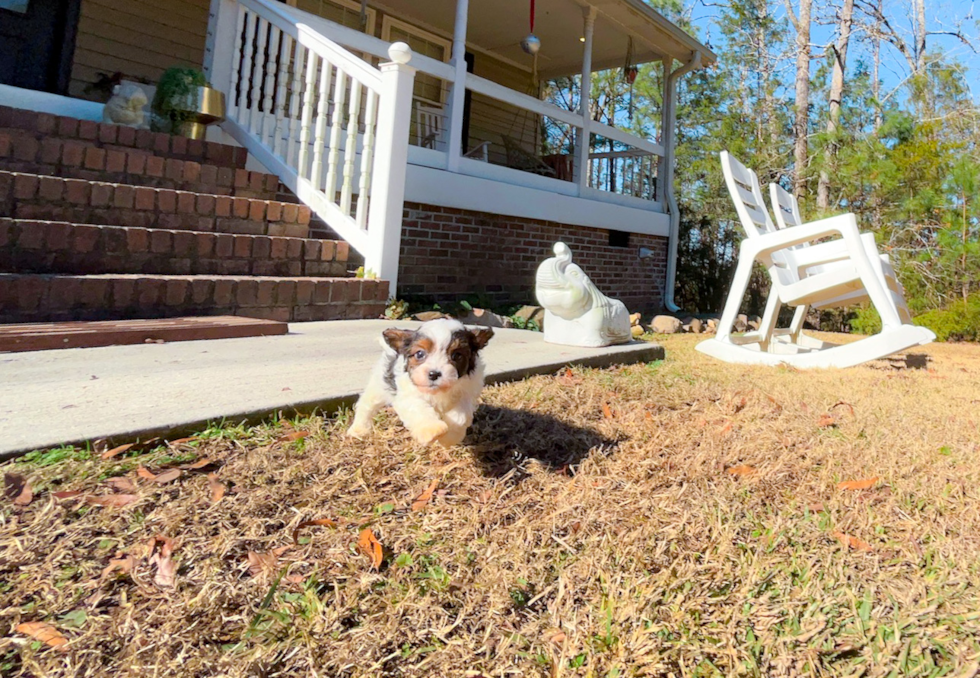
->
69, 0, 210, 100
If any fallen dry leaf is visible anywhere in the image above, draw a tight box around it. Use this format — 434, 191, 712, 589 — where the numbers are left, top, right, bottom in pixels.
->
136, 467, 156, 480
411, 479, 439, 512
100, 553, 136, 580
601, 403, 614, 419
548, 631, 567, 644
292, 518, 338, 545
832, 531, 873, 552
727, 465, 757, 477
838, 477, 879, 491
247, 545, 292, 577
280, 431, 309, 442
167, 437, 197, 446
719, 420, 734, 435
85, 494, 139, 507
105, 477, 138, 493
152, 469, 182, 484
16, 622, 68, 650
4, 472, 33, 506
831, 401, 855, 417
732, 396, 748, 414
807, 502, 826, 513
51, 490, 83, 500
179, 458, 214, 471
148, 535, 176, 588
357, 528, 384, 570
817, 414, 837, 428
207, 474, 226, 503
100, 443, 134, 460
558, 367, 583, 386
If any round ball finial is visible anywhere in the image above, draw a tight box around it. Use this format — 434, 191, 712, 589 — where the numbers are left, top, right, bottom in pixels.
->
387, 42, 413, 64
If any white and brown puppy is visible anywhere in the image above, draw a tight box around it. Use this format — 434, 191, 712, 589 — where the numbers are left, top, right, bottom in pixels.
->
347, 319, 494, 447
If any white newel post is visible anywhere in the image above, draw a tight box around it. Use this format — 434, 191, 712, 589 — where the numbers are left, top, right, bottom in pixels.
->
366, 43, 416, 298
446, 0, 470, 172
574, 6, 596, 191
204, 0, 240, 94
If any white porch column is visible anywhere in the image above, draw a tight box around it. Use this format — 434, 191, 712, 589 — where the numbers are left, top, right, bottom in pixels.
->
658, 58, 671, 214
574, 6, 597, 191
203, 0, 240, 94
445, 0, 470, 172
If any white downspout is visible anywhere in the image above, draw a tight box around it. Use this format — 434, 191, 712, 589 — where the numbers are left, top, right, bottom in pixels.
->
661, 51, 701, 313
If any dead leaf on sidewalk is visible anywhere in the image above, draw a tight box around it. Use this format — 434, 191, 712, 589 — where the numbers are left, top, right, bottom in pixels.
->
411, 480, 439, 512
16, 622, 68, 650
4, 473, 33, 506
357, 528, 384, 570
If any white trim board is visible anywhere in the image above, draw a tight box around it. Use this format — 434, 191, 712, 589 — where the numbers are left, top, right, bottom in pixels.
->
0, 84, 104, 122
404, 164, 670, 238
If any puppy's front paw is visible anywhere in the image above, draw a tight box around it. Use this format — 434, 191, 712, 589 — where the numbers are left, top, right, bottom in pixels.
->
412, 420, 449, 446
346, 423, 372, 439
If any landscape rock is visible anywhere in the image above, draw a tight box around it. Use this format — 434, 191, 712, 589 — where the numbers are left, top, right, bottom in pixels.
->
631, 325, 645, 338
629, 313, 643, 327
513, 305, 546, 330
457, 308, 514, 329
684, 318, 703, 334
748, 315, 762, 331
650, 315, 683, 334
734, 314, 749, 333
705, 318, 719, 333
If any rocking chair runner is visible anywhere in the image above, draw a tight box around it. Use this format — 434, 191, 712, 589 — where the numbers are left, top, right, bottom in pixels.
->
696, 152, 934, 368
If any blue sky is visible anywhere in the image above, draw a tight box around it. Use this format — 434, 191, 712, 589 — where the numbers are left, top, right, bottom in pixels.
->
684, 0, 980, 104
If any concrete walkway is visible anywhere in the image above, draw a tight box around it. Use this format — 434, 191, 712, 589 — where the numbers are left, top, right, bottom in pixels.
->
0, 320, 663, 458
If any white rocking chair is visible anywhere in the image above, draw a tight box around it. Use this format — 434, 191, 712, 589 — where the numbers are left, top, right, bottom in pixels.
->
696, 152, 934, 368
416, 102, 490, 161
766, 181, 913, 340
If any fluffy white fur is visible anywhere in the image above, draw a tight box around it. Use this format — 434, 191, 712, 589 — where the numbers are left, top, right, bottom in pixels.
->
347, 319, 492, 447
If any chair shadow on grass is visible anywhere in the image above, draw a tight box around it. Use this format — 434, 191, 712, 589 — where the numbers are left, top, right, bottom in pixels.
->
466, 404, 623, 480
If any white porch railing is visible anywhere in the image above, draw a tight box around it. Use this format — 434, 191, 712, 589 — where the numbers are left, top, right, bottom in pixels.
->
205, 0, 415, 293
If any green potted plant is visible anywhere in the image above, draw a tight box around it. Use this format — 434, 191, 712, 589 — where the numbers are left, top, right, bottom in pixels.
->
151, 67, 226, 139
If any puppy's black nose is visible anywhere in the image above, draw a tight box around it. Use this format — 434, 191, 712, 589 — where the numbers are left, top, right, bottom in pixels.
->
428, 370, 442, 382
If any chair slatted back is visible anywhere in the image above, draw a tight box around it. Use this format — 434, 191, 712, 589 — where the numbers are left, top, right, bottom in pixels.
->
720, 151, 797, 287
768, 182, 803, 229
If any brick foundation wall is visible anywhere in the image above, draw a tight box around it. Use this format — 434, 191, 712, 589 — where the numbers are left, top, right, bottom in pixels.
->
398, 203, 669, 313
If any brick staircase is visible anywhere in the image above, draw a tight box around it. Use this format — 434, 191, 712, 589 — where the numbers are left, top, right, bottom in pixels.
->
0, 105, 387, 324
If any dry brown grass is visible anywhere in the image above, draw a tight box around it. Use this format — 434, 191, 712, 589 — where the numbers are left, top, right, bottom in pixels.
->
4, 334, 980, 677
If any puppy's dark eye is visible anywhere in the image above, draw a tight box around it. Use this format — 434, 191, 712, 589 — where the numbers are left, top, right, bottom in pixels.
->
451, 351, 462, 362
414, 350, 426, 360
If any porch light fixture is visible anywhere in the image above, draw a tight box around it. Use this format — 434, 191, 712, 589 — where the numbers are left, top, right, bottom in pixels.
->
579, 37, 585, 42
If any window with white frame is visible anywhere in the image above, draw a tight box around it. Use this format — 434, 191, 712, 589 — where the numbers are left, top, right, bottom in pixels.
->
380, 16, 451, 106
289, 0, 377, 35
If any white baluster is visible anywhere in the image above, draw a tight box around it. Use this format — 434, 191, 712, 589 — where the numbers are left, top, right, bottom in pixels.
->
296, 50, 317, 178
340, 80, 362, 215
272, 32, 291, 157
248, 17, 268, 136
262, 26, 280, 146
240, 11, 257, 129
324, 68, 348, 201
310, 57, 333, 192
286, 41, 305, 169
355, 90, 378, 229
228, 6, 247, 121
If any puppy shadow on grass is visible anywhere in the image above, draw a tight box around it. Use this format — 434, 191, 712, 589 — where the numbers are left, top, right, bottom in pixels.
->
466, 404, 623, 480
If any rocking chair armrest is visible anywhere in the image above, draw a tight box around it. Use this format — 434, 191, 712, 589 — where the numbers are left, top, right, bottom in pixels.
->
743, 213, 861, 258
791, 232, 882, 270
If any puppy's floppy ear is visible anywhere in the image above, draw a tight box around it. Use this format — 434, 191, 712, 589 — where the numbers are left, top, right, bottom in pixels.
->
382, 328, 415, 353
469, 327, 494, 351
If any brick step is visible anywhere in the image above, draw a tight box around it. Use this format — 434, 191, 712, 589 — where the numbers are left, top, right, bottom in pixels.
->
0, 105, 248, 169
0, 130, 280, 199
0, 170, 311, 238
0, 273, 388, 324
0, 219, 349, 278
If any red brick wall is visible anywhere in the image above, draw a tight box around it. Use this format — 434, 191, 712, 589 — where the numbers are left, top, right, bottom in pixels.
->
398, 203, 669, 313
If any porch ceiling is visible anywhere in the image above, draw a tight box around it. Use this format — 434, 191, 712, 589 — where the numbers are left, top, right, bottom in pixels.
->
372, 0, 716, 78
